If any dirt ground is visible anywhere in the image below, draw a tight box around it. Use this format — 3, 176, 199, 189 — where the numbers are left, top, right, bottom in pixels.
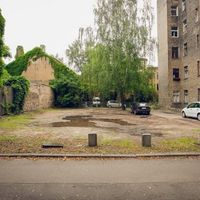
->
0, 108, 200, 154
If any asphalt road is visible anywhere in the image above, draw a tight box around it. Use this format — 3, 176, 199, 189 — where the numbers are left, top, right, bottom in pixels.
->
0, 158, 200, 200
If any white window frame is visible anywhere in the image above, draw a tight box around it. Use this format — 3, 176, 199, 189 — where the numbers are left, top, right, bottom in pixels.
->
171, 26, 179, 38
182, 0, 186, 11
184, 66, 189, 79
184, 90, 188, 103
173, 91, 180, 103
171, 6, 178, 16
183, 43, 188, 56
195, 8, 199, 22
183, 19, 187, 33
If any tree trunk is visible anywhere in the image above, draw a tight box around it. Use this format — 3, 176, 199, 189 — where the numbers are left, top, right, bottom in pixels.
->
120, 92, 126, 110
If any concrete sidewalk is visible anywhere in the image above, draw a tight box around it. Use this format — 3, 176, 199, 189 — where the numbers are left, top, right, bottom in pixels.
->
0, 158, 200, 199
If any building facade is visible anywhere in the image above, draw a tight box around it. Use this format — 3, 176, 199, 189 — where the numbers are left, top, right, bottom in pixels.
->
157, 0, 200, 108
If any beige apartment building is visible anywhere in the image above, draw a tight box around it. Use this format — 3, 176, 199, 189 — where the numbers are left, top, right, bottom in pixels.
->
157, 0, 200, 109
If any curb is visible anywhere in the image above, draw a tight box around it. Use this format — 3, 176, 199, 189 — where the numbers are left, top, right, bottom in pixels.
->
0, 152, 200, 158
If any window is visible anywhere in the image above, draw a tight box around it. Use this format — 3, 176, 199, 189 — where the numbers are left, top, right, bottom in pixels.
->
171, 6, 178, 16
198, 89, 200, 101
184, 90, 188, 103
173, 91, 180, 103
173, 68, 180, 80
183, 43, 188, 56
183, 19, 187, 33
198, 61, 200, 76
171, 26, 179, 38
188, 103, 196, 108
172, 47, 179, 59
184, 66, 189, 79
195, 8, 199, 22
197, 34, 200, 48
182, 0, 186, 11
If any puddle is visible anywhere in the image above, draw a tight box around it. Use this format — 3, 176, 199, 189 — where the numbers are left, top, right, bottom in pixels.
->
50, 115, 134, 127
51, 120, 96, 127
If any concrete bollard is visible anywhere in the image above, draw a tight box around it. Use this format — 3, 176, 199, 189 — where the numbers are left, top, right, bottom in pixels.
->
88, 133, 97, 147
142, 133, 151, 147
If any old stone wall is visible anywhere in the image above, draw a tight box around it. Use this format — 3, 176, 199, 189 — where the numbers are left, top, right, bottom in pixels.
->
0, 87, 13, 116
23, 81, 54, 112
22, 57, 54, 82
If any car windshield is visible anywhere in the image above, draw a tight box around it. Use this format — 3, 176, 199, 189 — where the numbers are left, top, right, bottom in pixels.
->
139, 103, 147, 107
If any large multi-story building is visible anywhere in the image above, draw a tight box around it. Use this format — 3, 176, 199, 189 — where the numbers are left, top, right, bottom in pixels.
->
157, 0, 200, 108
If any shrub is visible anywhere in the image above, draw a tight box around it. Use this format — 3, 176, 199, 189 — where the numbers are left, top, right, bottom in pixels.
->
5, 76, 29, 114
50, 78, 84, 107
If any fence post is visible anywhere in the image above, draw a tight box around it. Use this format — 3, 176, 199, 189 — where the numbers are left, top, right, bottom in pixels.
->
142, 133, 151, 147
88, 133, 97, 147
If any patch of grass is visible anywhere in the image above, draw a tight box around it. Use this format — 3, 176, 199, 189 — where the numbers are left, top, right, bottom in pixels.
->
101, 138, 136, 149
0, 114, 33, 130
193, 129, 200, 133
0, 135, 17, 142
158, 137, 200, 152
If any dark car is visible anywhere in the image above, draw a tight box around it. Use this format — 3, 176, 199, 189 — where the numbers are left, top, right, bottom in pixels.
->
131, 102, 151, 115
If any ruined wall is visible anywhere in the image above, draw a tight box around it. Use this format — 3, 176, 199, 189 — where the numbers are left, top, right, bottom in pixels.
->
0, 87, 13, 116
22, 57, 54, 81
23, 81, 54, 112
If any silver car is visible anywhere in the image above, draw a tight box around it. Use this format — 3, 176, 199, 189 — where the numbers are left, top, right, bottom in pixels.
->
182, 102, 200, 121
107, 100, 122, 108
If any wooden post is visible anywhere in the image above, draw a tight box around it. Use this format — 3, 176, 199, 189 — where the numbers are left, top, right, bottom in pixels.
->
88, 134, 97, 147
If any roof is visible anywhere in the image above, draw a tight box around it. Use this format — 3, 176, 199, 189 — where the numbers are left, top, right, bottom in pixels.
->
6, 47, 76, 79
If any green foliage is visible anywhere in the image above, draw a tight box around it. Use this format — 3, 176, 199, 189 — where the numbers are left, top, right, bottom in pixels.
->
15, 45, 24, 59
66, 27, 95, 72
0, 69, 10, 87
50, 78, 84, 107
0, 9, 5, 75
6, 47, 76, 79
67, 0, 156, 105
5, 76, 30, 114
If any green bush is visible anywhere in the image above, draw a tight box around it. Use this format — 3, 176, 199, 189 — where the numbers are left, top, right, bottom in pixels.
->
50, 78, 84, 107
0, 68, 10, 87
5, 76, 29, 114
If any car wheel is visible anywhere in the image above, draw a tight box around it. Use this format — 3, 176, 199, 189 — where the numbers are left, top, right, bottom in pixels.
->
182, 111, 186, 118
197, 114, 200, 121
108, 105, 112, 108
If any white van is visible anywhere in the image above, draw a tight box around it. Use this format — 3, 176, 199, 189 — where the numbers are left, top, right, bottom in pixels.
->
92, 97, 101, 107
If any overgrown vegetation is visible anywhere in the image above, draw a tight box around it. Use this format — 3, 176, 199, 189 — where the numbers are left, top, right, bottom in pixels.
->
66, 0, 157, 106
0, 9, 11, 84
6, 47, 76, 79
50, 78, 85, 107
4, 76, 29, 114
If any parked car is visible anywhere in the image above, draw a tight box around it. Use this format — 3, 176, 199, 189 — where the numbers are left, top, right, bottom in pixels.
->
92, 97, 101, 107
182, 102, 200, 120
107, 100, 122, 108
131, 102, 151, 115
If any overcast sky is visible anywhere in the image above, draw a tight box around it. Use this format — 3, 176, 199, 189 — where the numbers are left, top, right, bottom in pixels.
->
0, 0, 157, 65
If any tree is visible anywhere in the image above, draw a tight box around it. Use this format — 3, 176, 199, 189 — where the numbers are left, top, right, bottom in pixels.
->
93, 0, 153, 107
0, 9, 6, 75
0, 9, 11, 87
66, 27, 95, 72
